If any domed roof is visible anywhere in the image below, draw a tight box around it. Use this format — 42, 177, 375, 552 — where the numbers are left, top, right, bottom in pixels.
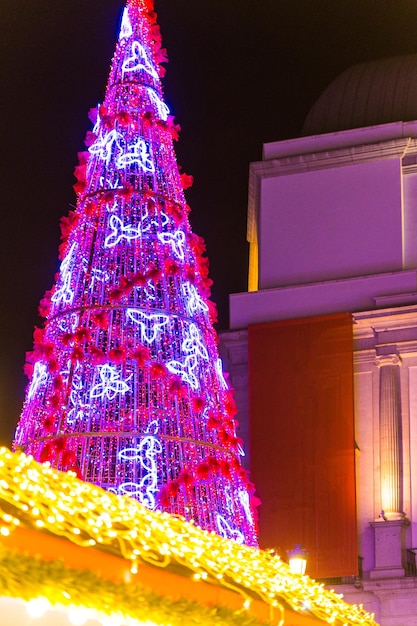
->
302, 54, 417, 136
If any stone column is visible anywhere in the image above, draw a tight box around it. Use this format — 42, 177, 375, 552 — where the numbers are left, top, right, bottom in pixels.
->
375, 354, 403, 520
370, 354, 408, 580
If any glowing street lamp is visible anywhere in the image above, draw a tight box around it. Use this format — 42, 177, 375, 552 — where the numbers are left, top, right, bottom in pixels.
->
287, 544, 308, 575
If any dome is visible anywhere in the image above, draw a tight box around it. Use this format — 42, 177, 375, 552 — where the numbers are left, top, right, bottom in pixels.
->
302, 53, 417, 136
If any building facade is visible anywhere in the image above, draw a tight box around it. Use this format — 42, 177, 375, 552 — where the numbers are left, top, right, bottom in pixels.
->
220, 56, 417, 625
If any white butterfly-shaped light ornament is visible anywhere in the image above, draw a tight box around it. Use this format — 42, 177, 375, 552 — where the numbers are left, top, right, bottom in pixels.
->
89, 129, 123, 166
181, 282, 209, 317
182, 323, 209, 361
122, 41, 159, 79
90, 364, 132, 401
166, 354, 199, 390
115, 137, 155, 173
215, 358, 229, 390
126, 309, 170, 344
104, 215, 142, 248
119, 7, 133, 40
27, 362, 48, 401
157, 230, 186, 261
238, 490, 254, 525
118, 421, 161, 510
147, 88, 170, 121
51, 242, 77, 306
216, 514, 244, 544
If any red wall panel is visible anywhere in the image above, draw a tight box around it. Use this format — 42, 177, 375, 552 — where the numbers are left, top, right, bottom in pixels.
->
248, 313, 357, 579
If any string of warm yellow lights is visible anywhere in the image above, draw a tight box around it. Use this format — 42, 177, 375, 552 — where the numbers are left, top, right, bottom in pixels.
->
0, 448, 378, 625
0, 546, 267, 626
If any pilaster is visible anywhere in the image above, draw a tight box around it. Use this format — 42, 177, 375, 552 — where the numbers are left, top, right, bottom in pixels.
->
375, 354, 404, 519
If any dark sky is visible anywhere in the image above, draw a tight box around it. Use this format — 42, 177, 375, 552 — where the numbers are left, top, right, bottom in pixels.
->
1, 0, 417, 445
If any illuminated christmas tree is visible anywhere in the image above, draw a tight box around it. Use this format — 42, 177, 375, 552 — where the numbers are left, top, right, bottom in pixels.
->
14, 0, 258, 546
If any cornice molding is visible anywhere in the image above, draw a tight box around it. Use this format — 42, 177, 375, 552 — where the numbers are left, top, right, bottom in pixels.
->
250, 138, 413, 181
353, 306, 417, 332
353, 349, 377, 365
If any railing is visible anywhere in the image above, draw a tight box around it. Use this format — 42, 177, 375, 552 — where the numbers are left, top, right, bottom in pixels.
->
320, 552, 417, 583
406, 549, 417, 577
319, 557, 363, 586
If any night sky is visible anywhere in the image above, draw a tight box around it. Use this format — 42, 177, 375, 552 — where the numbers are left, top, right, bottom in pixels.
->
2, 0, 417, 445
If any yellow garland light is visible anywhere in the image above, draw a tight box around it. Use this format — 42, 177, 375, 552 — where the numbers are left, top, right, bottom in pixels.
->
0, 547, 267, 626
0, 448, 378, 626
